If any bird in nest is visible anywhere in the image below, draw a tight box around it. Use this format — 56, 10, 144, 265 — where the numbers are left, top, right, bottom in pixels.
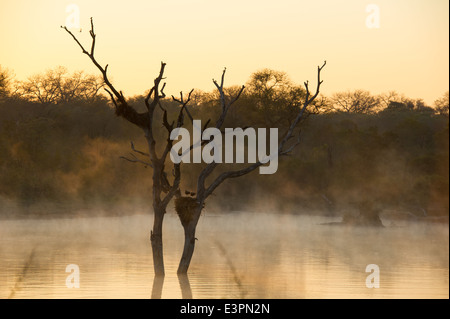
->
184, 190, 196, 197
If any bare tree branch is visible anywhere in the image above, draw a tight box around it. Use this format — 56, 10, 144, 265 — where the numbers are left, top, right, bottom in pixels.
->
200, 61, 326, 200
120, 153, 152, 167
158, 91, 196, 206
131, 141, 149, 157
194, 70, 247, 198
61, 19, 148, 129
213, 70, 245, 130
161, 162, 181, 207
279, 133, 302, 156
62, 17, 184, 277
172, 88, 195, 123
145, 62, 167, 111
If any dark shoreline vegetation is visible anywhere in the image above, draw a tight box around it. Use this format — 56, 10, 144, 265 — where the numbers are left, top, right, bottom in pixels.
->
0, 66, 448, 223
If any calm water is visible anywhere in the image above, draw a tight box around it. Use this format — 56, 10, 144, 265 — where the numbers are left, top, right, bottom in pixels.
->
0, 212, 448, 299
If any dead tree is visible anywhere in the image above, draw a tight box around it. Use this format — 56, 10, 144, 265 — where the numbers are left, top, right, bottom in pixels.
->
61, 19, 192, 276
175, 62, 326, 274
62, 18, 326, 276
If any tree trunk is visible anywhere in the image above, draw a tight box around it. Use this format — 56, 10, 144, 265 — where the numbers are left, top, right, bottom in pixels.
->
151, 207, 165, 276
174, 197, 203, 274
177, 221, 197, 274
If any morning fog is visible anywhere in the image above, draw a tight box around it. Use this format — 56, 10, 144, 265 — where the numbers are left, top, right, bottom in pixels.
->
170, 120, 279, 174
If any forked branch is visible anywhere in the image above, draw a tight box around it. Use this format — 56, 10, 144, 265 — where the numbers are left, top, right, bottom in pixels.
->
201, 61, 326, 199
61, 18, 147, 129
213, 68, 245, 129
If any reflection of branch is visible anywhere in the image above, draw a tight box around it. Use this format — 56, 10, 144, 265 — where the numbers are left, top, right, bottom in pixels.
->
214, 240, 246, 298
8, 248, 36, 299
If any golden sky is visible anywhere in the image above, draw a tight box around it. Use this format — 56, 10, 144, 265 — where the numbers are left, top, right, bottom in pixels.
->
0, 0, 448, 104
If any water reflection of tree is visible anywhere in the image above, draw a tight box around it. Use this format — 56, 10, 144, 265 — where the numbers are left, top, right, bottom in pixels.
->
151, 275, 164, 299
178, 274, 193, 299
151, 274, 192, 299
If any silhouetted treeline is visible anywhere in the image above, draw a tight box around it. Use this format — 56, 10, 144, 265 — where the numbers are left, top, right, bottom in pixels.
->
0, 66, 448, 217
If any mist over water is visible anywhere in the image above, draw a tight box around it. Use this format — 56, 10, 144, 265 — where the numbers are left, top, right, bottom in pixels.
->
1, 211, 448, 299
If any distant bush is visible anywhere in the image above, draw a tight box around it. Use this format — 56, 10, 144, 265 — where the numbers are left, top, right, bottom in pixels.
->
0, 68, 447, 217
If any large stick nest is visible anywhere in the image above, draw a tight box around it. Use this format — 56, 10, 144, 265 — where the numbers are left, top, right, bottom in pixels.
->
175, 197, 201, 226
